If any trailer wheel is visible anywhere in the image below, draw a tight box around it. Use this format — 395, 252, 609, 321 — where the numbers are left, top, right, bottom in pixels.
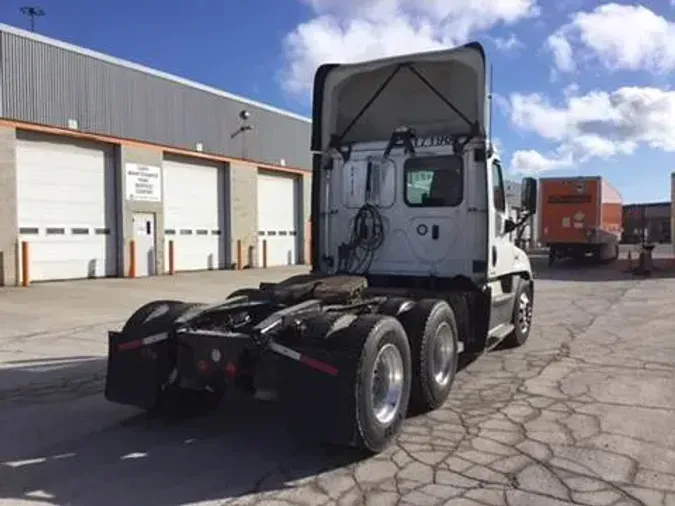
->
336, 315, 412, 453
399, 300, 459, 414
502, 280, 534, 349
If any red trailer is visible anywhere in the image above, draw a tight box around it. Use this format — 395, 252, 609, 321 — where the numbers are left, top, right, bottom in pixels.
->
539, 176, 622, 265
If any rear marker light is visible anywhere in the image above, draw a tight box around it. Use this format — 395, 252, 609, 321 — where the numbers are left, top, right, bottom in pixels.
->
224, 362, 237, 378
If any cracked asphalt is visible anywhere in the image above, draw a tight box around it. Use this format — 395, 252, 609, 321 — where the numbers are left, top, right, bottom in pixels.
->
0, 261, 674, 506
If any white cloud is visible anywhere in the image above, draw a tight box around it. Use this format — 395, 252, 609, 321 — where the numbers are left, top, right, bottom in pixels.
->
281, 0, 539, 96
546, 32, 575, 72
492, 33, 524, 52
508, 86, 675, 174
547, 3, 675, 74
510, 149, 572, 174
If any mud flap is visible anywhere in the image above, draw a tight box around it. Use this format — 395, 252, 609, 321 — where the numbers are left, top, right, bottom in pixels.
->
454, 288, 491, 354
104, 331, 175, 410
277, 343, 359, 447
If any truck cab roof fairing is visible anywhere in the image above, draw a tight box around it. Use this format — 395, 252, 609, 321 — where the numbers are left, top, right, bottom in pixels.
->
310, 42, 488, 152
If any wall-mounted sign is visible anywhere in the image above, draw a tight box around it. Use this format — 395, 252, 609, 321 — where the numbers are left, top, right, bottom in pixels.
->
125, 163, 161, 202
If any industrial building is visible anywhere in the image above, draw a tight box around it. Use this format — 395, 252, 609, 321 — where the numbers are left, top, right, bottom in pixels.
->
0, 24, 313, 286
622, 202, 670, 244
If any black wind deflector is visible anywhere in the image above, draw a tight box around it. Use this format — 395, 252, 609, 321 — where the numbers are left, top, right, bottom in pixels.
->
310, 42, 488, 152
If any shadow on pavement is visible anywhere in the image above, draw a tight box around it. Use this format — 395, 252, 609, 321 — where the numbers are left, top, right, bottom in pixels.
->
0, 335, 510, 505
0, 356, 367, 506
0, 355, 106, 407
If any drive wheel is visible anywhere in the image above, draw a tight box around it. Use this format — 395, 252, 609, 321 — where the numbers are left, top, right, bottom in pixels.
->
399, 299, 459, 414
333, 315, 412, 453
502, 280, 534, 349
226, 288, 263, 300
122, 300, 187, 335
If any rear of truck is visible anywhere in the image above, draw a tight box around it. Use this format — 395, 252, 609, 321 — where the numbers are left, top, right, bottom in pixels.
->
539, 176, 621, 263
103, 42, 539, 456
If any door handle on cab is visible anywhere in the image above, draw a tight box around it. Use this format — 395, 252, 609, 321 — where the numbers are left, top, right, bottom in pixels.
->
431, 224, 439, 240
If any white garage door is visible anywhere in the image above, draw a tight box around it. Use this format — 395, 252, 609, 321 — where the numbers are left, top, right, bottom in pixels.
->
16, 132, 118, 281
163, 156, 223, 271
257, 172, 299, 266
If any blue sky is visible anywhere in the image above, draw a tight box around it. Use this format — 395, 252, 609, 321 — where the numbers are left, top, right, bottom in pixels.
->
1, 0, 674, 204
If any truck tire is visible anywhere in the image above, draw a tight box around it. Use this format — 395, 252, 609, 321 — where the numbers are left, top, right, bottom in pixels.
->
502, 280, 534, 349
330, 315, 412, 453
378, 297, 415, 317
399, 300, 459, 414
302, 312, 357, 342
121, 300, 185, 335
226, 288, 263, 300
119, 300, 222, 417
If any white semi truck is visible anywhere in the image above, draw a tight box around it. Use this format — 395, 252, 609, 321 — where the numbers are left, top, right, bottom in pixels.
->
103, 42, 538, 454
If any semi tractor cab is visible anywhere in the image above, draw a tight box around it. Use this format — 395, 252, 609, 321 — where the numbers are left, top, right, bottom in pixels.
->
103, 42, 538, 454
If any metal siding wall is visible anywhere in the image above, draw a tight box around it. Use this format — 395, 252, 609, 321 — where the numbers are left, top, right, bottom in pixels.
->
0, 32, 311, 170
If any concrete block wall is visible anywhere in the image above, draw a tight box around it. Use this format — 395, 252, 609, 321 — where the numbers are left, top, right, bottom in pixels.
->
0, 126, 17, 286
301, 172, 312, 264
229, 163, 258, 268
671, 173, 675, 252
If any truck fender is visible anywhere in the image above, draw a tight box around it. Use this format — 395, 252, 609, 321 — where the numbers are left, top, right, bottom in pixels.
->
512, 249, 532, 278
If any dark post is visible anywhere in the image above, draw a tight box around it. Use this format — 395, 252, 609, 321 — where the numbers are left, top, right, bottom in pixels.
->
20, 6, 45, 32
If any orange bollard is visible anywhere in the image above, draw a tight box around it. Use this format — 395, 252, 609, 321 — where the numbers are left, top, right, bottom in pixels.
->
21, 241, 29, 287
262, 239, 268, 268
236, 240, 242, 270
129, 239, 136, 278
168, 240, 175, 275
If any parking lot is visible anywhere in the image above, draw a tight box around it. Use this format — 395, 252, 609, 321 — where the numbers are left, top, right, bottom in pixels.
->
1, 259, 674, 506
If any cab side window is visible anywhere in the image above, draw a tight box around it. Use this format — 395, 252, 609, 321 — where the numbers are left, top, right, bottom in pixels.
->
492, 161, 505, 213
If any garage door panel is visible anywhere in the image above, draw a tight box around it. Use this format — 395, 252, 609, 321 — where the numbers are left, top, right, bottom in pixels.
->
257, 172, 299, 267
16, 134, 118, 281
28, 237, 111, 281
163, 157, 223, 272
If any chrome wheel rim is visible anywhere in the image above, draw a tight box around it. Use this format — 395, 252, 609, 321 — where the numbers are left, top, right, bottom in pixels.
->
370, 343, 405, 425
518, 291, 533, 334
431, 322, 455, 387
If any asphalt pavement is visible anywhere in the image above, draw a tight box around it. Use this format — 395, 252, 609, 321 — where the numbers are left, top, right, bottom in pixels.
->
0, 262, 674, 506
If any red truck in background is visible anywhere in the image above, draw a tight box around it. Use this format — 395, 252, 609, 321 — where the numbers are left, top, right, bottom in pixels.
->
538, 176, 623, 266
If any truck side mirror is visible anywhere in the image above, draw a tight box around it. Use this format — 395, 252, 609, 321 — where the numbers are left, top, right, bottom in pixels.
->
521, 177, 537, 214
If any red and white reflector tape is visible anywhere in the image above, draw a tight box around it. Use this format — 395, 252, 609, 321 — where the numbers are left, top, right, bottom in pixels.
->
117, 332, 169, 352
269, 341, 339, 376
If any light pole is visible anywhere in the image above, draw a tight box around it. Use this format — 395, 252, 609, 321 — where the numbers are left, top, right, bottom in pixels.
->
20, 6, 45, 32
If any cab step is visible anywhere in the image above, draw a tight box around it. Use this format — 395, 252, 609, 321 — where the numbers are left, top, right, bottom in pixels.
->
486, 323, 515, 350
